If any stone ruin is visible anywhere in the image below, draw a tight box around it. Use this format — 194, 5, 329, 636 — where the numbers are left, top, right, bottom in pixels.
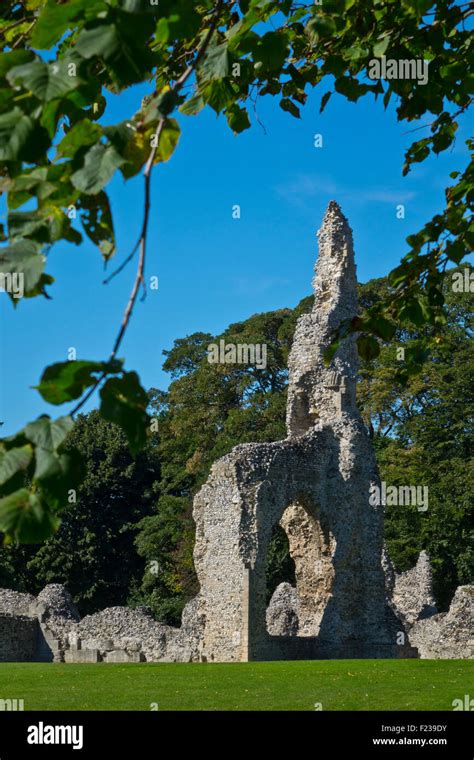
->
188, 200, 411, 661
0, 202, 472, 663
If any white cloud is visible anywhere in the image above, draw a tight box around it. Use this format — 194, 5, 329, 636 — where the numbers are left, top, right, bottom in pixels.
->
232, 275, 291, 296
274, 173, 416, 207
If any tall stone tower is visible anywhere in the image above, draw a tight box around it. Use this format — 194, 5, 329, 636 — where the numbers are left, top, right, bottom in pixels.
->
189, 202, 414, 662
287, 200, 359, 435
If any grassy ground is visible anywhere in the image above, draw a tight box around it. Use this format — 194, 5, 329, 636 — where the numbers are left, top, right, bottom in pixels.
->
1, 660, 472, 711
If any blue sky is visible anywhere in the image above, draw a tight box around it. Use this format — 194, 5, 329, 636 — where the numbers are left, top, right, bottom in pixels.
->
1, 76, 471, 435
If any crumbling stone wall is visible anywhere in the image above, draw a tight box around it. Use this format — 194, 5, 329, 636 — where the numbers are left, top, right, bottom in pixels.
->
384, 551, 473, 659
192, 418, 403, 661
391, 551, 438, 626
0, 585, 202, 663
409, 585, 473, 659
0, 589, 36, 617
0, 614, 38, 662
190, 202, 408, 662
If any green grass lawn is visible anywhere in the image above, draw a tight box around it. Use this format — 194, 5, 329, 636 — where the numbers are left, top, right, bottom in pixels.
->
1, 660, 472, 711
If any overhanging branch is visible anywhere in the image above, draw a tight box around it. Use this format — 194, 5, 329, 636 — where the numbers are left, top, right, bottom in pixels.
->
70, 0, 224, 418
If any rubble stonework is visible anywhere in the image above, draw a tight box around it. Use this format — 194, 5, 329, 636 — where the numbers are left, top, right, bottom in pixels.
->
189, 201, 410, 662
266, 583, 299, 636
36, 584, 80, 622
0, 589, 36, 617
391, 551, 438, 627
409, 586, 474, 659
0, 614, 38, 661
0, 202, 472, 663
286, 201, 359, 436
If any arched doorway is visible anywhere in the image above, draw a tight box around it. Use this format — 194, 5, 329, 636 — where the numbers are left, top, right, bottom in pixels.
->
265, 500, 336, 639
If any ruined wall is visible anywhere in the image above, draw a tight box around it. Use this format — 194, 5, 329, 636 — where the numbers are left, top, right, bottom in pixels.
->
0, 614, 38, 662
0, 589, 36, 617
392, 550, 438, 626
409, 586, 473, 659
192, 416, 403, 662
189, 201, 413, 662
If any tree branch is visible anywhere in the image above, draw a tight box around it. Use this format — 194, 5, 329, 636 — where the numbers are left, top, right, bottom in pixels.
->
70, 1, 224, 418
10, 21, 36, 50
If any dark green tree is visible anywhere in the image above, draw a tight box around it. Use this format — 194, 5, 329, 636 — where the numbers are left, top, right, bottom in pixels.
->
0, 410, 160, 614
358, 271, 473, 608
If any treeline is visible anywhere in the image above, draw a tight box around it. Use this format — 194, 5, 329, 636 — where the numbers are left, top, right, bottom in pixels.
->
1, 273, 472, 620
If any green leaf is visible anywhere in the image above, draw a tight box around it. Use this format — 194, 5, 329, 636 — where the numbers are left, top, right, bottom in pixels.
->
367, 315, 397, 342
115, 0, 156, 12
24, 416, 74, 455
8, 205, 73, 246
33, 447, 63, 482
179, 92, 205, 116
401, 0, 434, 18
428, 286, 444, 307
399, 298, 425, 326
306, 16, 336, 43
100, 372, 149, 455
280, 98, 300, 118
432, 123, 457, 155
155, 2, 201, 42
31, 0, 107, 49
357, 334, 380, 361
0, 50, 35, 79
445, 240, 465, 264
202, 80, 236, 114
142, 91, 180, 123
35, 360, 122, 405
0, 240, 45, 299
225, 104, 251, 134
320, 91, 332, 113
7, 211, 48, 242
75, 24, 121, 60
156, 119, 181, 162
57, 119, 102, 158
7, 59, 81, 102
72, 143, 125, 194
373, 37, 390, 57
22, 416, 73, 483
103, 120, 135, 151
0, 489, 59, 544
254, 31, 289, 70
198, 42, 230, 82
23, 273, 55, 301
0, 108, 34, 161
335, 76, 365, 102
77, 191, 116, 259
0, 446, 33, 487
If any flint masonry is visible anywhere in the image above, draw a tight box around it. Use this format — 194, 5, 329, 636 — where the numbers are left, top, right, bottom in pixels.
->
190, 201, 414, 661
